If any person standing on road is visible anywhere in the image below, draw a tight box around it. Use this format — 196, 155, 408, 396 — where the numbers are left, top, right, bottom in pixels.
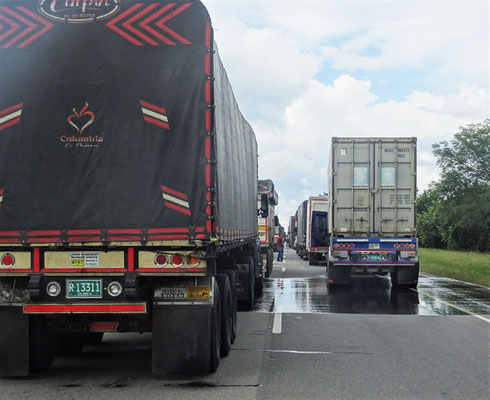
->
277, 233, 284, 262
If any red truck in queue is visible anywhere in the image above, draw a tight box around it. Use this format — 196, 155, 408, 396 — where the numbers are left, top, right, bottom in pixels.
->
0, 0, 267, 376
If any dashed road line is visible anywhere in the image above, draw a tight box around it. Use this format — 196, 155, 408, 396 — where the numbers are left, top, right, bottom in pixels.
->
412, 288, 490, 324
272, 312, 282, 334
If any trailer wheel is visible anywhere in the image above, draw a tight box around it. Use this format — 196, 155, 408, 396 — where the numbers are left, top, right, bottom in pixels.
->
29, 316, 57, 373
58, 333, 85, 356
216, 274, 232, 357
265, 248, 273, 277
237, 255, 255, 311
224, 270, 237, 344
210, 282, 221, 373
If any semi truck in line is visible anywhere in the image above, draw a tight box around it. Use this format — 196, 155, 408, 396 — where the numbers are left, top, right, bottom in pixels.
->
306, 196, 329, 265
327, 137, 419, 288
0, 0, 266, 376
295, 200, 308, 259
288, 215, 296, 249
257, 179, 279, 277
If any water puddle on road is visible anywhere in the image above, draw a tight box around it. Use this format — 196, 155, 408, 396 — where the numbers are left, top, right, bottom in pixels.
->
254, 275, 490, 316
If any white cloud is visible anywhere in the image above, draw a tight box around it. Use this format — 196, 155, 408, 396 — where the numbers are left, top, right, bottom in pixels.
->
201, 0, 489, 225
261, 76, 489, 223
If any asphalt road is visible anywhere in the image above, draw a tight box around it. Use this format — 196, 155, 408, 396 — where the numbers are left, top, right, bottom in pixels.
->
1, 247, 489, 400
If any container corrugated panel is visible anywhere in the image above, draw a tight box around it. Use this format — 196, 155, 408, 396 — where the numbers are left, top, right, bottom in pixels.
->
328, 137, 417, 237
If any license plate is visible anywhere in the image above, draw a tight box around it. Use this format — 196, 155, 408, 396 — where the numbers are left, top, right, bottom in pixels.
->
369, 243, 380, 249
67, 279, 103, 298
367, 254, 381, 261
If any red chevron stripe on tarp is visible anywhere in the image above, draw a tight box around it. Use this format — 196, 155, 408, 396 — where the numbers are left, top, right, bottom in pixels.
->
140, 100, 170, 129
0, 7, 53, 48
0, 102, 22, 131
106, 2, 192, 46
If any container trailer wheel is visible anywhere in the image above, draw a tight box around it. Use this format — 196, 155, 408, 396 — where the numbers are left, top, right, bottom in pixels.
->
237, 255, 255, 311
216, 274, 232, 357
224, 270, 237, 344
209, 282, 222, 373
309, 253, 318, 265
29, 316, 57, 372
265, 248, 273, 277
391, 263, 419, 289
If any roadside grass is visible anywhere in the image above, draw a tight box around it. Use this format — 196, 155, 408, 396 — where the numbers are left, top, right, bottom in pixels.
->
419, 248, 490, 287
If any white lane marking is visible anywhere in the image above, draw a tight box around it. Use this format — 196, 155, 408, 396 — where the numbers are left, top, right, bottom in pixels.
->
267, 350, 332, 355
412, 288, 490, 324
281, 267, 286, 273
272, 312, 282, 334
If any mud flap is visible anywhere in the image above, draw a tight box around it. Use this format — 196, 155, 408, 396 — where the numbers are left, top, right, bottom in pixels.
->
152, 303, 213, 374
392, 263, 419, 287
327, 262, 350, 286
0, 307, 29, 376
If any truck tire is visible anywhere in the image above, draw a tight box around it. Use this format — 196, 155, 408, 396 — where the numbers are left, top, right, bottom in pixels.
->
210, 282, 221, 373
216, 274, 232, 357
58, 333, 85, 356
265, 248, 273, 278
237, 255, 255, 311
29, 316, 57, 373
224, 270, 237, 344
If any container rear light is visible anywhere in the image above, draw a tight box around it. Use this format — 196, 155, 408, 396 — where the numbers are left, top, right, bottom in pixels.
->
1, 253, 15, 268
394, 243, 399, 249
333, 243, 339, 249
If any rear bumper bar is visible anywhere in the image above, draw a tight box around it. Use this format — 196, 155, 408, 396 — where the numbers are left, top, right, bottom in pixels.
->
23, 302, 147, 314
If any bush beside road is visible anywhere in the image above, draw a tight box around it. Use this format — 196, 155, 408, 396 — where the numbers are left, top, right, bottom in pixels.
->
419, 248, 490, 287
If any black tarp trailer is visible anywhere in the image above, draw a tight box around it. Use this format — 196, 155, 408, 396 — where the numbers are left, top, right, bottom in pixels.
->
0, 0, 263, 375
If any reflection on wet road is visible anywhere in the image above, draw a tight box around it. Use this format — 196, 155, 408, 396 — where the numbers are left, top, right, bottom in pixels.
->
255, 274, 490, 317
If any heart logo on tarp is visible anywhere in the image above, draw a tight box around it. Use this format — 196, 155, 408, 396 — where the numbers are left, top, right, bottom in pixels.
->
67, 102, 95, 134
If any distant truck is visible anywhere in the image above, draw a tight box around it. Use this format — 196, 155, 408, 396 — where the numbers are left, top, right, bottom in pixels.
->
288, 215, 296, 248
0, 0, 266, 377
327, 137, 419, 288
295, 200, 308, 259
257, 179, 279, 277
306, 196, 329, 265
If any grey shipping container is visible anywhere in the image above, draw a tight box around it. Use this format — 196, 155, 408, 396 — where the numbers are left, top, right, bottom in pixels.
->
328, 137, 417, 237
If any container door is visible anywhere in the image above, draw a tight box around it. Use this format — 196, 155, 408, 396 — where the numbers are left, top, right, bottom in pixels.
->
374, 140, 416, 236
332, 141, 372, 235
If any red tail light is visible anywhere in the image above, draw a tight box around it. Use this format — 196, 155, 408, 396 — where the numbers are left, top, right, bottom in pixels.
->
154, 253, 168, 267
1, 253, 15, 267
171, 254, 184, 267
394, 244, 399, 249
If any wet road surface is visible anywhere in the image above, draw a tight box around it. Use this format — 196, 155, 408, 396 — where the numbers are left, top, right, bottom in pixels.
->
1, 247, 489, 399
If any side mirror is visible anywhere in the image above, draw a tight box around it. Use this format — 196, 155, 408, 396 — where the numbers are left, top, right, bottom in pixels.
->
259, 193, 268, 218
274, 215, 279, 227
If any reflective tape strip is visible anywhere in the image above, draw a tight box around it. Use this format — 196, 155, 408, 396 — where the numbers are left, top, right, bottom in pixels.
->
162, 193, 189, 209
0, 109, 22, 124
141, 107, 168, 122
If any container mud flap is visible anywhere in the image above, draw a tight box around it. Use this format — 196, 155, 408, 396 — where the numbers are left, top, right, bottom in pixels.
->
152, 278, 214, 374
0, 307, 29, 376
327, 262, 350, 286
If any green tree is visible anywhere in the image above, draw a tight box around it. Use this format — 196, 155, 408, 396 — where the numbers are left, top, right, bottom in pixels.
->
418, 120, 490, 252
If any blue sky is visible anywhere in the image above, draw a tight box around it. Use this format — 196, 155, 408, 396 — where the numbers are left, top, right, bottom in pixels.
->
204, 0, 489, 225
